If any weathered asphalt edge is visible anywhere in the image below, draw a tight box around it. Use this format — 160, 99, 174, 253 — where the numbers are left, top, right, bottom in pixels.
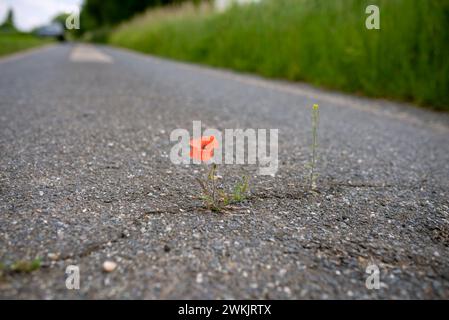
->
0, 44, 57, 65
103, 44, 449, 134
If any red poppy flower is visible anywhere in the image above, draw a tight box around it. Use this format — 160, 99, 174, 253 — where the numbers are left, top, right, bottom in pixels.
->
189, 135, 218, 162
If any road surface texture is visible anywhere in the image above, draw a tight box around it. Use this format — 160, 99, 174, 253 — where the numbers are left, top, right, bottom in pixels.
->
1, 44, 448, 299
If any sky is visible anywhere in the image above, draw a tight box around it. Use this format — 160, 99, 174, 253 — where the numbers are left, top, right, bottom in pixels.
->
0, 0, 82, 31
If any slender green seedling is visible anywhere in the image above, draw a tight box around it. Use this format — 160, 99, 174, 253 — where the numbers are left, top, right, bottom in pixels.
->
310, 104, 320, 190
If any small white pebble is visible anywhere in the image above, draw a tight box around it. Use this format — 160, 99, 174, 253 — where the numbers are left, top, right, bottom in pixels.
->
47, 253, 59, 261
103, 261, 117, 272
196, 273, 203, 284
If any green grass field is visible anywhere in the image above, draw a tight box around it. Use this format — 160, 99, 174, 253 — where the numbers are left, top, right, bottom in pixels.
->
0, 33, 53, 57
109, 0, 449, 110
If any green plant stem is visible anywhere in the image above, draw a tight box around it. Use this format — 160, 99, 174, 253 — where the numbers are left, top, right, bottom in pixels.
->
211, 164, 217, 205
310, 105, 319, 190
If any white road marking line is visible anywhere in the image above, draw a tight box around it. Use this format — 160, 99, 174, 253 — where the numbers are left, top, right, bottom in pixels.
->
69, 44, 113, 63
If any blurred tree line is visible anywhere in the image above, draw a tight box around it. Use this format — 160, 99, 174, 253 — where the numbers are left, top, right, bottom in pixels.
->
78, 0, 202, 34
0, 9, 17, 33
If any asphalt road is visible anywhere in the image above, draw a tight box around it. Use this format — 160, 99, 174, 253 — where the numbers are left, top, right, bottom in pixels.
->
1, 44, 448, 299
